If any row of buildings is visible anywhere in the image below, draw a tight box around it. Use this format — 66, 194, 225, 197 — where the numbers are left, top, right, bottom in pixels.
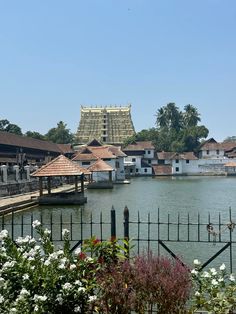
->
1, 129, 236, 185
1, 105, 236, 187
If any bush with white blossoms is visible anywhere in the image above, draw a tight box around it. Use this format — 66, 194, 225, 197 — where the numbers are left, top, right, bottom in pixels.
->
0, 223, 98, 314
191, 259, 236, 314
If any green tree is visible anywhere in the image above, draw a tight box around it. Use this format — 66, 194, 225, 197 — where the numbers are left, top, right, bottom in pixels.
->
123, 128, 158, 147
183, 104, 201, 127
0, 119, 22, 135
155, 103, 208, 152
25, 131, 45, 140
45, 121, 74, 144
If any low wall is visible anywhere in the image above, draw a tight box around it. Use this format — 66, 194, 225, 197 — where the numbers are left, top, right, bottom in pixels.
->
0, 181, 40, 197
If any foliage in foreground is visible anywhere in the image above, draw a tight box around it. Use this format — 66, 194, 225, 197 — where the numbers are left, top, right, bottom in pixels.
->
191, 259, 236, 314
1, 223, 236, 313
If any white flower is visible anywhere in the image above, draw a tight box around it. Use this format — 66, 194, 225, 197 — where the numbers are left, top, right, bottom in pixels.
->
219, 263, 226, 271
0, 295, 4, 303
210, 268, 217, 275
44, 259, 51, 266
10, 308, 17, 313
56, 294, 63, 305
191, 269, 198, 275
23, 274, 29, 281
34, 305, 39, 312
34, 294, 47, 302
78, 287, 86, 293
62, 282, 72, 290
3, 261, 16, 269
218, 277, 224, 282
74, 247, 81, 255
202, 271, 211, 278
32, 220, 41, 228
74, 305, 81, 312
20, 288, 30, 296
62, 229, 69, 237
0, 230, 8, 240
193, 259, 201, 266
75, 280, 82, 286
195, 291, 201, 297
229, 274, 235, 282
70, 264, 76, 270
44, 228, 51, 235
88, 295, 97, 302
211, 279, 218, 285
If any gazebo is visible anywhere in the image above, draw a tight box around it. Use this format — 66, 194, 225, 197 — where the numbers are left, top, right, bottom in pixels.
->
87, 159, 114, 189
31, 155, 90, 204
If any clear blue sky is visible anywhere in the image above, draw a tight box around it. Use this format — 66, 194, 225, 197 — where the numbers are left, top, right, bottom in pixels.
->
0, 0, 235, 142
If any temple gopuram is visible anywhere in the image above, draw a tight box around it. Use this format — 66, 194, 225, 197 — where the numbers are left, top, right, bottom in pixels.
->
76, 105, 135, 145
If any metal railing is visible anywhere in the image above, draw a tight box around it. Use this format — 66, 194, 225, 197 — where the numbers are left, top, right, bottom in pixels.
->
1, 206, 235, 271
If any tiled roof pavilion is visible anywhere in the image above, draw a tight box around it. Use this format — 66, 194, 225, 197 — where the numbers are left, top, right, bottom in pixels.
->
31, 155, 90, 202
31, 155, 90, 177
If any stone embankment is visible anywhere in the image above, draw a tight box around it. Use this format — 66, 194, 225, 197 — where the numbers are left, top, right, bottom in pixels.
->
0, 184, 75, 215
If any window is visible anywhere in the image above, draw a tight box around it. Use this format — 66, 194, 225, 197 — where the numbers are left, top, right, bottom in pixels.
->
132, 158, 136, 162
103, 131, 106, 135
216, 150, 219, 155
82, 161, 90, 166
103, 137, 106, 142
148, 160, 151, 164
147, 150, 151, 154
130, 168, 133, 173
175, 167, 179, 172
186, 160, 189, 164
175, 159, 179, 163
144, 168, 147, 173
115, 161, 120, 168
136, 169, 139, 172
206, 150, 209, 155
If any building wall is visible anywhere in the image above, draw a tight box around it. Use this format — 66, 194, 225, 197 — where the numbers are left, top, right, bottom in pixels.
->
199, 149, 225, 159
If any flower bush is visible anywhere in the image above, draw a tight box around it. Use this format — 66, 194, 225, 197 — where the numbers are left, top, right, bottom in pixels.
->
191, 260, 236, 314
94, 252, 191, 314
0, 223, 98, 314
4, 222, 235, 313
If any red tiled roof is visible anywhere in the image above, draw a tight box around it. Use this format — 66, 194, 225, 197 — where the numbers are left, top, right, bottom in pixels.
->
157, 152, 175, 160
224, 161, 236, 167
31, 155, 89, 177
0, 131, 61, 153
106, 146, 127, 157
124, 141, 154, 151
88, 159, 114, 172
57, 144, 75, 154
170, 152, 198, 160
72, 148, 98, 162
88, 146, 116, 159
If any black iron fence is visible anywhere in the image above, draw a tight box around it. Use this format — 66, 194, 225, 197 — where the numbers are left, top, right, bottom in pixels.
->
1, 206, 236, 271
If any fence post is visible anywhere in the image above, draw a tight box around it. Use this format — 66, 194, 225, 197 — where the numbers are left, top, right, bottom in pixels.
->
111, 206, 116, 241
124, 206, 129, 258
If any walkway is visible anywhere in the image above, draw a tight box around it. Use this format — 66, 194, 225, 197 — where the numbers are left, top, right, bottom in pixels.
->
0, 184, 75, 214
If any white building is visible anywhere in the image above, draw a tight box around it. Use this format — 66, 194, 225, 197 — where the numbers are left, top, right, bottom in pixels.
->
123, 141, 155, 176
72, 139, 126, 181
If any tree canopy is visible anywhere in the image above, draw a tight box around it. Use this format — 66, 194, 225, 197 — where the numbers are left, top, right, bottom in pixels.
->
45, 121, 74, 144
0, 119, 23, 135
25, 131, 45, 140
124, 104, 209, 152
155, 103, 208, 152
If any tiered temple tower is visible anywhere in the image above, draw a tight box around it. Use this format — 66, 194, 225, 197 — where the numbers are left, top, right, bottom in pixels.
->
76, 105, 135, 145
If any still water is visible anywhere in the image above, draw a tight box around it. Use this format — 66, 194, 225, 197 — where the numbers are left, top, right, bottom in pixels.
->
6, 176, 236, 270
